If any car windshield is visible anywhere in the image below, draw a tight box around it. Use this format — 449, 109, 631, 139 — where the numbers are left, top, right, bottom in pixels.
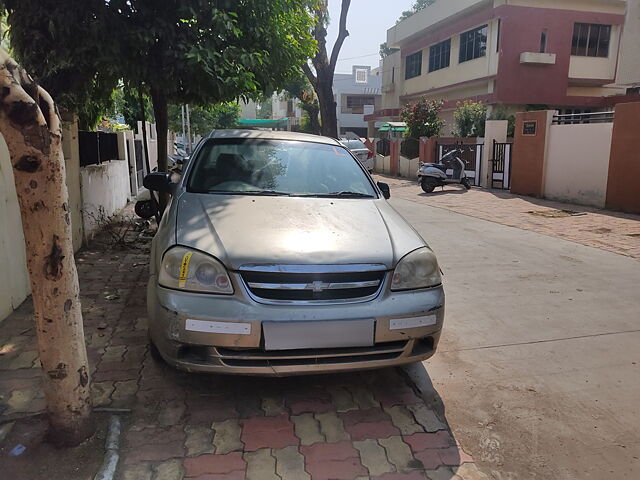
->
188, 138, 377, 197
341, 140, 367, 150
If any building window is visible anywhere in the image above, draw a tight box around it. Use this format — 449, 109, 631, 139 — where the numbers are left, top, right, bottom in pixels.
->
345, 95, 376, 114
429, 39, 451, 72
405, 51, 422, 79
459, 25, 488, 63
496, 19, 501, 53
355, 68, 368, 84
571, 23, 611, 57
540, 29, 548, 53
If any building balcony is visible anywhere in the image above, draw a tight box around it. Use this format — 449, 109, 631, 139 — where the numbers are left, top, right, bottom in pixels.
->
341, 105, 376, 115
520, 52, 557, 65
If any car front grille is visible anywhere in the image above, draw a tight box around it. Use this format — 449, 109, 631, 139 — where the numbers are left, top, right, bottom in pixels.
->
238, 265, 387, 303
215, 341, 408, 367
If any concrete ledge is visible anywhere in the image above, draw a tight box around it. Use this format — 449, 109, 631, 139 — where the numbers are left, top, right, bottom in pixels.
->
520, 52, 556, 65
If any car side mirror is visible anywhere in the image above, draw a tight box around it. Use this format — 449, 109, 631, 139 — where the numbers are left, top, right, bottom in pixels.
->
377, 182, 391, 199
143, 171, 173, 193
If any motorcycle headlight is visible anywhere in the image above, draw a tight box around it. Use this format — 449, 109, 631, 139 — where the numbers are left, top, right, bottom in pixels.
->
159, 246, 233, 294
391, 247, 442, 291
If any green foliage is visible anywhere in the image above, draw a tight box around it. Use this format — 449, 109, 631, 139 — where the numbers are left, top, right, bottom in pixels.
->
1, 12, 10, 52
453, 100, 487, 138
281, 69, 320, 134
1, 2, 121, 128
111, 86, 153, 128
1, 0, 317, 131
398, 0, 436, 23
379, 42, 398, 59
488, 106, 516, 138
168, 103, 240, 136
401, 97, 445, 139
256, 97, 274, 119
526, 104, 550, 111
299, 112, 314, 134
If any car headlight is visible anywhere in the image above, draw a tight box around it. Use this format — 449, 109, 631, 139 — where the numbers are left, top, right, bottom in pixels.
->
391, 247, 442, 291
159, 246, 233, 294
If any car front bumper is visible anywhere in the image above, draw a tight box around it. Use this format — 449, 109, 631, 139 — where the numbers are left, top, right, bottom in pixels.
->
147, 273, 444, 376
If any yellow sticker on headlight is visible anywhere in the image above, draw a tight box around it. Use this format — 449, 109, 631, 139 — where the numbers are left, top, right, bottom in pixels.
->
178, 252, 193, 288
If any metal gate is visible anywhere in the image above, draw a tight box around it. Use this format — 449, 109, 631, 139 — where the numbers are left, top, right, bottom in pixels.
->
436, 142, 483, 186
134, 140, 146, 189
491, 140, 512, 190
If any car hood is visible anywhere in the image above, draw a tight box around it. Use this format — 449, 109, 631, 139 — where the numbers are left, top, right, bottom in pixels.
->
175, 193, 425, 270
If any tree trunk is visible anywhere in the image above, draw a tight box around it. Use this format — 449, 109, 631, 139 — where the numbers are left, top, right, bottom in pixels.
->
138, 86, 152, 175
150, 84, 169, 211
316, 73, 338, 138
308, 106, 321, 136
303, 0, 351, 140
301, 104, 321, 135
0, 51, 93, 446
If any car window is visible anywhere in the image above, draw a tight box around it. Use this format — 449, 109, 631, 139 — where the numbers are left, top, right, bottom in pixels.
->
188, 139, 377, 197
341, 140, 367, 150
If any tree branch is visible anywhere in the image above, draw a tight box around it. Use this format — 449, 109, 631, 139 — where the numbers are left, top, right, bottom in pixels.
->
301, 63, 317, 89
37, 86, 61, 135
329, 0, 351, 73
0, 49, 50, 133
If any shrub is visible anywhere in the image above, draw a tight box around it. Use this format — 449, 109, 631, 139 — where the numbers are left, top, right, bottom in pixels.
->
453, 100, 487, 137
401, 97, 445, 139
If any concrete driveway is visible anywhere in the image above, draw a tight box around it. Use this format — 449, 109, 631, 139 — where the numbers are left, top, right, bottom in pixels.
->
390, 195, 640, 479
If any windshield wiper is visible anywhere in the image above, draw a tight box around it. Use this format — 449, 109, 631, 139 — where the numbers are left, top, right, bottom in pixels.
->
246, 190, 292, 196
323, 191, 375, 198
207, 190, 292, 196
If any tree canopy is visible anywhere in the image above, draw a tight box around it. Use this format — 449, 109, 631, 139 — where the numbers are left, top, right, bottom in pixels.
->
168, 103, 240, 137
2, 0, 318, 174
282, 70, 320, 134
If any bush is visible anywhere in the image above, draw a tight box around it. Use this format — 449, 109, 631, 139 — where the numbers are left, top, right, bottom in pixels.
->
401, 97, 444, 139
453, 100, 487, 138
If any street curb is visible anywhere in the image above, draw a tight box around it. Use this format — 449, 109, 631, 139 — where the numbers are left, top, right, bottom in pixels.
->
93, 415, 122, 480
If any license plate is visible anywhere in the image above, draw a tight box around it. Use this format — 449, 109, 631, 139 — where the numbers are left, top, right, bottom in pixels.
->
263, 319, 374, 351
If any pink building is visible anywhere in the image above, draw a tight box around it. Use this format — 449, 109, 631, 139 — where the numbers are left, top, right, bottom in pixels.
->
366, 0, 640, 135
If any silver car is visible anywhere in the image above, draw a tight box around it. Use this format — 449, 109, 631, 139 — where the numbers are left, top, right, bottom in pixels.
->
340, 139, 375, 172
144, 130, 444, 376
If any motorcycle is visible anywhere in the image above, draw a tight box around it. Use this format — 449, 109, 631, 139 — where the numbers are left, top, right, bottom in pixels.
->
417, 147, 472, 193
134, 155, 186, 220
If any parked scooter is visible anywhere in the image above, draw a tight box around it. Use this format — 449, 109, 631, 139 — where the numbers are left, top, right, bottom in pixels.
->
417, 148, 471, 193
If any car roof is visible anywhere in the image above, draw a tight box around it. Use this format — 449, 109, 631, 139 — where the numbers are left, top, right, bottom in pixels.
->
207, 129, 342, 146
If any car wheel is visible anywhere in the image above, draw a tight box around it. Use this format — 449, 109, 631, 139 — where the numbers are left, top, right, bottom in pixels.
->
148, 334, 166, 364
421, 177, 438, 193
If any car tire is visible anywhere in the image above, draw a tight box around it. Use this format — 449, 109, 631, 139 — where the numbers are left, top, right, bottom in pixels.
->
148, 335, 166, 365
421, 177, 438, 193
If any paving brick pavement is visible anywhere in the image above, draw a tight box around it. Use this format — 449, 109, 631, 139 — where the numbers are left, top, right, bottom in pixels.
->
375, 175, 640, 260
0, 221, 486, 480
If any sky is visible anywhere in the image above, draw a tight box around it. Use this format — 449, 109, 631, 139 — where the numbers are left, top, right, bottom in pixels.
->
327, 0, 414, 73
